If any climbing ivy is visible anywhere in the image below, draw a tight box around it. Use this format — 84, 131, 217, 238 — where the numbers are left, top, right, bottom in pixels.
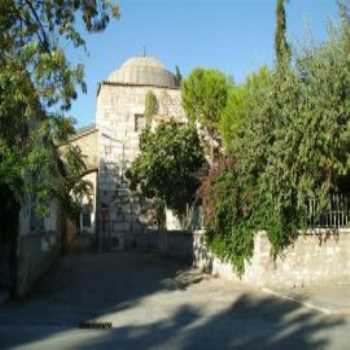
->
144, 91, 158, 124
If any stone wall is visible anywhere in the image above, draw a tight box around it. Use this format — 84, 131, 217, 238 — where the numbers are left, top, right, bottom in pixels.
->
112, 230, 194, 263
15, 198, 62, 297
159, 230, 194, 263
109, 228, 350, 287
16, 231, 61, 297
96, 83, 185, 241
193, 230, 350, 288
60, 127, 98, 171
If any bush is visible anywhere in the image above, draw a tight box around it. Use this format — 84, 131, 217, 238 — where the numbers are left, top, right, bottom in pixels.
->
202, 6, 350, 272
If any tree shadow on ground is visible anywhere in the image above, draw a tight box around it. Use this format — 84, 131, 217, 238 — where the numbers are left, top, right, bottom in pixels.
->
3, 293, 344, 350
0, 251, 347, 349
0, 251, 203, 327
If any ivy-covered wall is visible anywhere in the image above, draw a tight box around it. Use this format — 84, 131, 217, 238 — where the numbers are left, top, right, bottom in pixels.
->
193, 230, 350, 288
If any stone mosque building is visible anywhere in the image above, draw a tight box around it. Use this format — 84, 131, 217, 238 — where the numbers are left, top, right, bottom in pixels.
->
69, 56, 187, 248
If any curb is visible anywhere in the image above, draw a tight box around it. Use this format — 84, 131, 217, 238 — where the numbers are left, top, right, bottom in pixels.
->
261, 288, 338, 316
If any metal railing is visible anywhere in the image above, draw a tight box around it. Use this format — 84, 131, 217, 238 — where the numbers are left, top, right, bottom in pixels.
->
307, 193, 350, 228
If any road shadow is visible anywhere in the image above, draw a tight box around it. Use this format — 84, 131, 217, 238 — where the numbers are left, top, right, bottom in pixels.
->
1, 293, 345, 349
0, 251, 202, 326
0, 251, 347, 349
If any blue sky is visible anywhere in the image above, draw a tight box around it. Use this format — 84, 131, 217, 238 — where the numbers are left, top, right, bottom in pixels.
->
67, 0, 340, 127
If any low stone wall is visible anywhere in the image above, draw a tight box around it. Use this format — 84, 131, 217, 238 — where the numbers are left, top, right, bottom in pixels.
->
159, 230, 194, 263
16, 231, 60, 297
104, 228, 350, 287
193, 230, 350, 288
116, 230, 194, 263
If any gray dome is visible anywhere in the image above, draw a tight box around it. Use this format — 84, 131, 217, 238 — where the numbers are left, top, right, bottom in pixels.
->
107, 56, 177, 88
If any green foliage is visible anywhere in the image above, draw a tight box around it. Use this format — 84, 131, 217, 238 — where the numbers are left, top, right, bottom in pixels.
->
144, 91, 158, 123
275, 0, 291, 69
182, 68, 230, 133
0, 0, 119, 111
0, 0, 118, 241
175, 65, 182, 86
219, 67, 271, 150
199, 158, 254, 275
57, 145, 93, 218
204, 4, 350, 272
126, 120, 205, 216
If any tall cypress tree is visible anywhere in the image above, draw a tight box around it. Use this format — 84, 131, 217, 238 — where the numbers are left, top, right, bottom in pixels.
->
175, 65, 182, 86
275, 0, 291, 69
338, 0, 350, 54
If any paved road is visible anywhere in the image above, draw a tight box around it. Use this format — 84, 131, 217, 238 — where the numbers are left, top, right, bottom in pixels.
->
0, 251, 349, 349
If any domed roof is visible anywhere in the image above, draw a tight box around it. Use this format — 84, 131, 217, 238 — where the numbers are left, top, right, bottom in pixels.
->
106, 56, 177, 88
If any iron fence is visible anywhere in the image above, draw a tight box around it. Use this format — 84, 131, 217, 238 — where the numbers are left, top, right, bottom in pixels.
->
307, 193, 350, 228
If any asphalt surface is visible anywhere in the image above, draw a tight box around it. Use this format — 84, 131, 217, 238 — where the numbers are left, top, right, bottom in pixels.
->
0, 251, 349, 349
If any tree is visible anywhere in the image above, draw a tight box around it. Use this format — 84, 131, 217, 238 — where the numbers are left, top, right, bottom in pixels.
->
275, 0, 291, 69
126, 121, 205, 216
0, 1, 119, 242
219, 67, 271, 151
175, 65, 182, 86
0, 0, 119, 111
182, 68, 230, 136
205, 2, 350, 273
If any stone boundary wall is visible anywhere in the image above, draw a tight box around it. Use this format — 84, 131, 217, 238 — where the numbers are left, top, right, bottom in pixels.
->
193, 229, 350, 288
116, 230, 194, 263
159, 230, 194, 263
106, 228, 350, 287
16, 231, 60, 297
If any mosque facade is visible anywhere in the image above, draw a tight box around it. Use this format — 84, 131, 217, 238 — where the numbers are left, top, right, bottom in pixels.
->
72, 56, 186, 248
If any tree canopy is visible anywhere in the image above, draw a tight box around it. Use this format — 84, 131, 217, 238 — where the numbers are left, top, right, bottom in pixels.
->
181, 68, 230, 134
175, 65, 182, 86
0, 0, 119, 240
126, 121, 205, 216
201, 1, 350, 273
275, 0, 291, 69
218, 66, 271, 151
